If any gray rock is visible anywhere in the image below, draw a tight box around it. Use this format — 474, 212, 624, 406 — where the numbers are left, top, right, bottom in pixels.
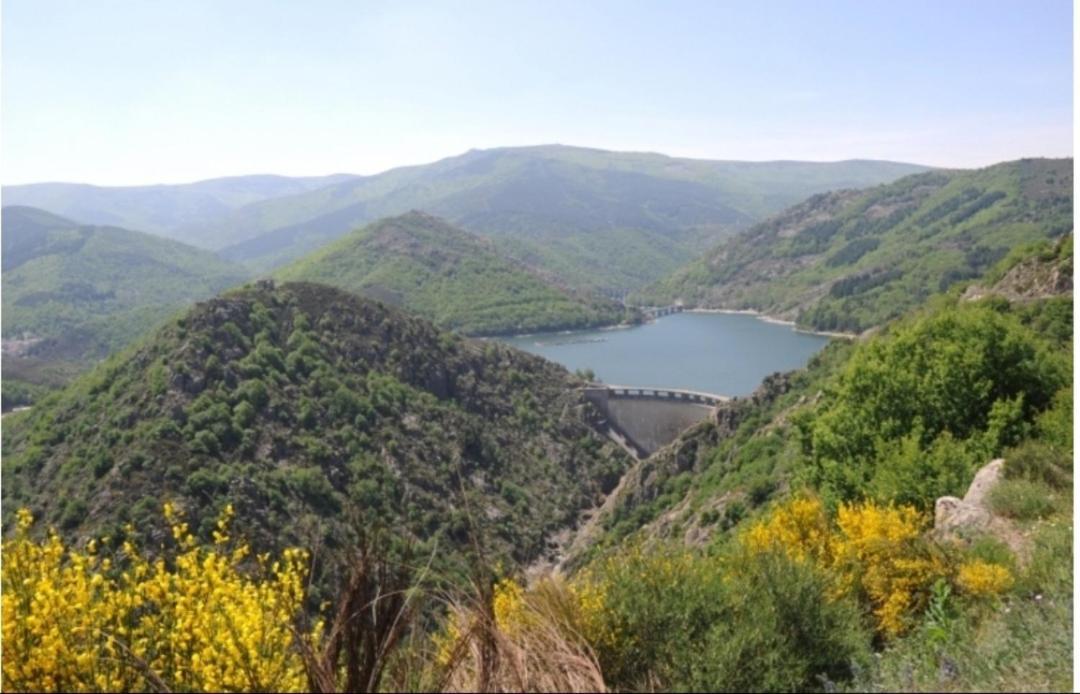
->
935, 496, 991, 534
934, 458, 1005, 535
962, 458, 1005, 507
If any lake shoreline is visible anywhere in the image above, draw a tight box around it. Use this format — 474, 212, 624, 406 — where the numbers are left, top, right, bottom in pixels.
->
684, 308, 857, 339
496, 308, 856, 341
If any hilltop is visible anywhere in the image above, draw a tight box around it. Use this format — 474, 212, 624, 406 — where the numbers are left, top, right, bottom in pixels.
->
643, 158, 1072, 332
6, 146, 927, 290
275, 211, 635, 335
215, 146, 927, 284
1, 281, 632, 592
2, 206, 250, 405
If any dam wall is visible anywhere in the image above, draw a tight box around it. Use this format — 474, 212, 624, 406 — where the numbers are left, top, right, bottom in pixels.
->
584, 385, 723, 456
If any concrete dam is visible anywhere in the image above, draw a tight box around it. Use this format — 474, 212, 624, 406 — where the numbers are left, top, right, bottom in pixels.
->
584, 384, 728, 457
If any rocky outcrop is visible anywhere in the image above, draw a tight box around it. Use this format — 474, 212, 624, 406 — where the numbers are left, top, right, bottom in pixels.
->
934, 459, 1004, 535
963, 236, 1073, 304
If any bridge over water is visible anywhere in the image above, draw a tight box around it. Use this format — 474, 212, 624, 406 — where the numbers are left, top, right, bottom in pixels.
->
583, 383, 728, 458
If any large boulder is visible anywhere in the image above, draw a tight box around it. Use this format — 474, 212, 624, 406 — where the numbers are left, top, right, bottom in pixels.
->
934, 459, 1004, 535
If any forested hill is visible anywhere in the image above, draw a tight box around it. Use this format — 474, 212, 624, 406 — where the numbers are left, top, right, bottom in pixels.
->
642, 158, 1072, 332
1, 206, 249, 363
1, 281, 631, 594
213, 147, 927, 282
275, 211, 635, 335
7, 146, 927, 291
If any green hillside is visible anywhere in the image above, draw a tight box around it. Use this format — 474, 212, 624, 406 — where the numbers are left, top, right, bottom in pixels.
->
1, 206, 250, 404
1, 281, 631, 593
5, 147, 926, 294
642, 158, 1072, 332
276, 211, 635, 335
5, 237, 1070, 693
492, 227, 695, 294
557, 238, 1073, 691
216, 146, 928, 283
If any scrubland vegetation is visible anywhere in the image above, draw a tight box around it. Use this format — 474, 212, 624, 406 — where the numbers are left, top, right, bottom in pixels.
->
1, 178, 1071, 690
5, 253, 1070, 691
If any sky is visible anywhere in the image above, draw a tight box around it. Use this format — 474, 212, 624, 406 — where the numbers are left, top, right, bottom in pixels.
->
2, 0, 1073, 185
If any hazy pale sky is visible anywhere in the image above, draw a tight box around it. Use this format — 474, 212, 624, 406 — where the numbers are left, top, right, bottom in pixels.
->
2, 0, 1073, 185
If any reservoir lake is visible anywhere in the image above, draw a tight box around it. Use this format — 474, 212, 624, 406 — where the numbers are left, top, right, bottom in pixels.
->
501, 311, 831, 397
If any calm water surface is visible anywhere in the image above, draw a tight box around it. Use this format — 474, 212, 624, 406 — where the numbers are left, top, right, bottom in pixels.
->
501, 312, 830, 397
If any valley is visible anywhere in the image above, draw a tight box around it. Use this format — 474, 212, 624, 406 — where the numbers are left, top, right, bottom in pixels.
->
1, 153, 1073, 694
3, 3, 1074, 690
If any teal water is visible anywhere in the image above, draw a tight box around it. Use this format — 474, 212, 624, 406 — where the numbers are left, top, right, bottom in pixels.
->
500, 311, 831, 397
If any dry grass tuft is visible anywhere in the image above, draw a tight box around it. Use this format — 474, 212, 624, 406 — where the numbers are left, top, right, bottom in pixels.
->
438, 577, 607, 693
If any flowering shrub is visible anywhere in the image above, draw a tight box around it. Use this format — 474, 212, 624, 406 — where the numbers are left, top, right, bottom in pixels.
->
743, 496, 948, 637
743, 496, 833, 562
833, 502, 946, 637
571, 544, 701, 669
2, 504, 318, 693
956, 560, 1014, 597
492, 577, 529, 634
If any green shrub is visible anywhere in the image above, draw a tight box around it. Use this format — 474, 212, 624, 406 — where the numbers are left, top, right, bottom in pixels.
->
987, 479, 1057, 520
1034, 386, 1073, 453
236, 379, 269, 409
185, 468, 228, 499
721, 500, 746, 530
192, 429, 220, 455
582, 544, 869, 692
60, 499, 88, 530
674, 551, 869, 692
803, 304, 1068, 507
286, 467, 340, 515
91, 454, 113, 479
232, 400, 256, 429
1003, 440, 1071, 490
747, 475, 778, 506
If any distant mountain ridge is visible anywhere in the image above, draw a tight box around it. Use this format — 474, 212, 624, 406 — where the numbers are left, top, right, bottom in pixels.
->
2, 173, 358, 244
275, 211, 636, 335
5, 145, 929, 289
211, 146, 928, 271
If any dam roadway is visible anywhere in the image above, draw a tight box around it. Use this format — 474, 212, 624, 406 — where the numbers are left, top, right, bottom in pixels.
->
583, 383, 729, 457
